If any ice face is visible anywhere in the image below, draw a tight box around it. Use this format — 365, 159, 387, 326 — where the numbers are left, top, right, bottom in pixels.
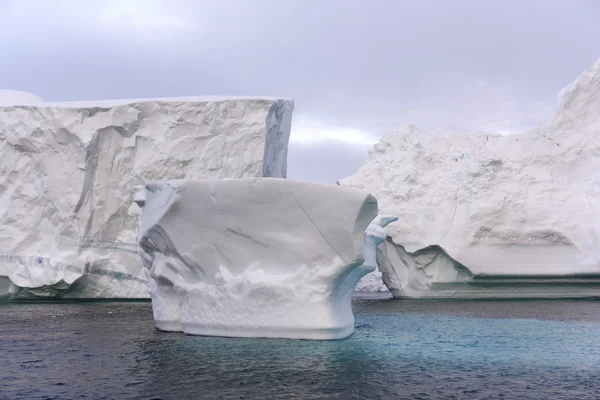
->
0, 96, 293, 299
343, 58, 600, 298
136, 178, 378, 340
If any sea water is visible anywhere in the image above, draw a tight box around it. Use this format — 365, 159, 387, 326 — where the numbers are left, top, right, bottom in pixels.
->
2, 297, 599, 399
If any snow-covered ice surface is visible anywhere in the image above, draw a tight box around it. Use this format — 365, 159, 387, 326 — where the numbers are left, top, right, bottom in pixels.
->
136, 178, 378, 339
0, 93, 293, 299
341, 58, 600, 298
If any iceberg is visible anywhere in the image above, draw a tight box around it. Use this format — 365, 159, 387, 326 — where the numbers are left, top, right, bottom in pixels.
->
340, 58, 600, 298
0, 93, 293, 299
135, 178, 378, 339
355, 215, 399, 292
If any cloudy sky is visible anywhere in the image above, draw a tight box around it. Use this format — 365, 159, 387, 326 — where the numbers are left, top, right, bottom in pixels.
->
1, 0, 598, 182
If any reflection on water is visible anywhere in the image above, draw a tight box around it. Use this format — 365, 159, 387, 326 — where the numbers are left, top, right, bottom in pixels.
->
2, 298, 600, 399
133, 331, 378, 399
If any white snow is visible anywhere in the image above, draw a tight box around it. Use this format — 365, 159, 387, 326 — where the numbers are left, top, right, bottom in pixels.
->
136, 178, 378, 340
0, 94, 293, 299
342, 58, 600, 298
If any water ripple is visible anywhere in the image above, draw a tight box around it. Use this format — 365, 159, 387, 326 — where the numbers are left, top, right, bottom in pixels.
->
1, 299, 599, 399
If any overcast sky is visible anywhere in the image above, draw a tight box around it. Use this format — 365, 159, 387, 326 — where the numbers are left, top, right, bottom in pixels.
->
1, 0, 599, 182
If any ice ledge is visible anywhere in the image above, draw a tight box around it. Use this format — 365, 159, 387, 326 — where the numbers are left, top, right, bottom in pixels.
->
378, 239, 600, 299
0, 90, 292, 108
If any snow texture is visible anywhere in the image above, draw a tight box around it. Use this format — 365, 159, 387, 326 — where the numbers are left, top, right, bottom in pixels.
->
0, 94, 293, 299
136, 178, 378, 340
341, 58, 600, 298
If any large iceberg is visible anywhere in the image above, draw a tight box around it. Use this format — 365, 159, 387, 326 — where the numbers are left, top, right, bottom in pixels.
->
340, 58, 600, 298
135, 178, 378, 339
0, 93, 293, 299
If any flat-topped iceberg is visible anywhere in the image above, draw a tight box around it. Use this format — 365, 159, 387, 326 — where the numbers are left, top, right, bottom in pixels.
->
136, 178, 378, 339
0, 93, 293, 299
340, 58, 600, 298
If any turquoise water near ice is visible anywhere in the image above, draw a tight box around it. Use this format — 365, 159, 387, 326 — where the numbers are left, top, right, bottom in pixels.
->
2, 298, 599, 399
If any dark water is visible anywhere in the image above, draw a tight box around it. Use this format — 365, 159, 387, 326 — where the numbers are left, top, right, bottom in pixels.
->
2, 298, 600, 400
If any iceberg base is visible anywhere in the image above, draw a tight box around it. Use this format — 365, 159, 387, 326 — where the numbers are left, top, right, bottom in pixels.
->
180, 324, 354, 341
390, 278, 600, 299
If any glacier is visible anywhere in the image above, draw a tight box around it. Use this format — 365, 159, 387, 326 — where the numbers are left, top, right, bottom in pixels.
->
0, 92, 293, 299
340, 58, 600, 298
135, 178, 378, 339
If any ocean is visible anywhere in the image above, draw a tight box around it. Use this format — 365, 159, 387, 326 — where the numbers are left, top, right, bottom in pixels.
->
2, 296, 599, 399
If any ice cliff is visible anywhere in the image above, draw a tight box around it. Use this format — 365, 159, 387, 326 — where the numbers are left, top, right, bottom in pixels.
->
136, 178, 377, 339
340, 58, 600, 298
0, 93, 293, 299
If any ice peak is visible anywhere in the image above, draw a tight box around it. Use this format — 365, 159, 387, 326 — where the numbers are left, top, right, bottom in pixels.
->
548, 57, 600, 137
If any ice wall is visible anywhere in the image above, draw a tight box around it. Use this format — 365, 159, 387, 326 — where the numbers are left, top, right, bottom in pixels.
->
0, 93, 293, 299
341, 58, 600, 298
136, 178, 378, 339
